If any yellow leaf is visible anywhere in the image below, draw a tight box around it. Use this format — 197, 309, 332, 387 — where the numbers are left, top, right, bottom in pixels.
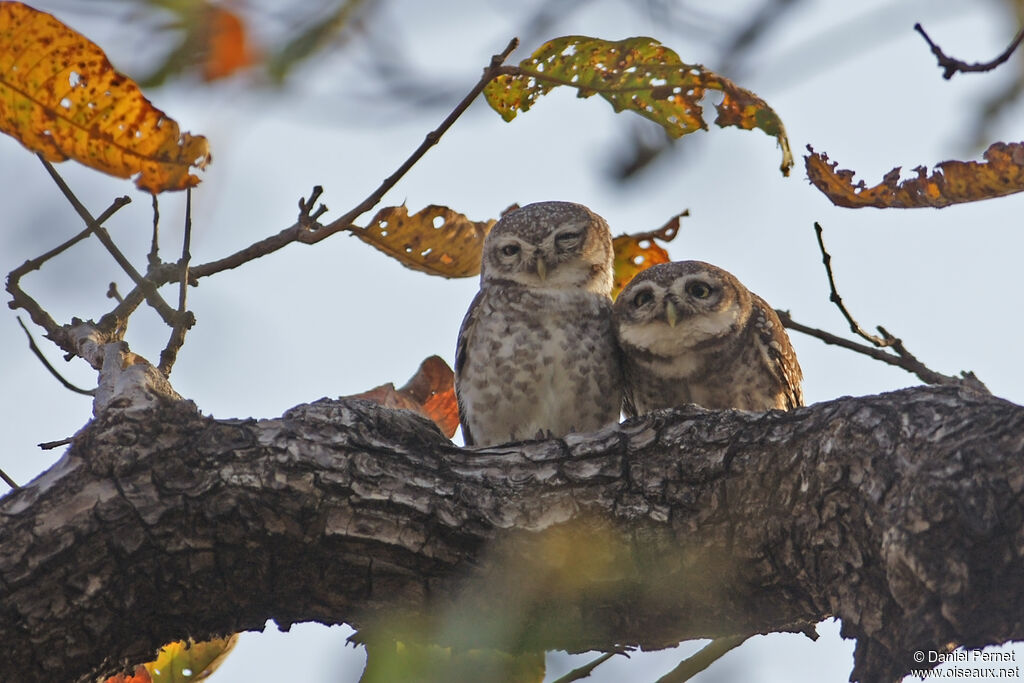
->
805, 143, 1024, 208
611, 212, 686, 299
145, 636, 237, 683
485, 36, 792, 176
0, 2, 211, 193
352, 205, 495, 278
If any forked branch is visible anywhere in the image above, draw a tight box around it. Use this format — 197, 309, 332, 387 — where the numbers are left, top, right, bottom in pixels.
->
778, 222, 988, 392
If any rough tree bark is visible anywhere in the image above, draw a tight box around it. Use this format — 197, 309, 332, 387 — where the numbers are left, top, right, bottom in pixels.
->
1, 382, 1022, 683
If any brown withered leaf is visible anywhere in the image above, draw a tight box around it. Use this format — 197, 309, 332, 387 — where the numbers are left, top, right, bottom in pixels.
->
352, 205, 495, 278
345, 355, 458, 438
806, 143, 1024, 208
611, 211, 686, 299
0, 2, 210, 193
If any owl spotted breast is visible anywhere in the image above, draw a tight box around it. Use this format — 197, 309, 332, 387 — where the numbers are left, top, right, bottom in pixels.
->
614, 260, 802, 416
455, 201, 622, 446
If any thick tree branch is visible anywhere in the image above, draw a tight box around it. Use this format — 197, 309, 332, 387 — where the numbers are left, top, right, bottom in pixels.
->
0, 385, 1021, 682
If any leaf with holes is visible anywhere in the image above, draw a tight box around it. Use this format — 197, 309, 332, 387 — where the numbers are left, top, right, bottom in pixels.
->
611, 211, 686, 299
345, 355, 459, 438
485, 35, 792, 175
352, 205, 495, 278
0, 2, 210, 193
806, 143, 1024, 208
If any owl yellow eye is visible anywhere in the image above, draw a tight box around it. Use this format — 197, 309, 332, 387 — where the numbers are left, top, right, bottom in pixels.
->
687, 281, 713, 299
632, 290, 654, 307
500, 244, 520, 257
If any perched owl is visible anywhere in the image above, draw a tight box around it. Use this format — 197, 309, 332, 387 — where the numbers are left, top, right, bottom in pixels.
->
613, 260, 802, 416
455, 201, 622, 446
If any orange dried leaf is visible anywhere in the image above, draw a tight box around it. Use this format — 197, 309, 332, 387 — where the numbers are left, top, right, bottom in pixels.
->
0, 2, 211, 193
104, 666, 152, 683
805, 143, 1024, 209
203, 5, 257, 81
611, 212, 686, 299
485, 36, 793, 176
353, 205, 495, 278
345, 355, 458, 438
144, 636, 237, 683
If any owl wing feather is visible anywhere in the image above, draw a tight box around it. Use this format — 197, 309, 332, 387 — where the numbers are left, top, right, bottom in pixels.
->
752, 295, 804, 409
619, 353, 641, 418
454, 290, 485, 446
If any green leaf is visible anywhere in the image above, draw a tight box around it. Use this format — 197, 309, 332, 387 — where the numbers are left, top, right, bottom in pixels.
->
484, 36, 793, 176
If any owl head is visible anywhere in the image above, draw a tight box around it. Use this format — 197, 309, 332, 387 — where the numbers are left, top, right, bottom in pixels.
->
480, 201, 614, 295
614, 260, 755, 357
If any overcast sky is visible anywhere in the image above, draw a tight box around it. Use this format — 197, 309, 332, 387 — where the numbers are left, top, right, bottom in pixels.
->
2, 0, 1023, 680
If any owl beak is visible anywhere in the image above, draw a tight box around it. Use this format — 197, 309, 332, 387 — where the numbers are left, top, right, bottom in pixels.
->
665, 300, 679, 328
536, 258, 548, 281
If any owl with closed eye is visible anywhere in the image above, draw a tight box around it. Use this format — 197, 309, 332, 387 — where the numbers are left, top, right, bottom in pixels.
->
613, 260, 802, 416
455, 201, 622, 446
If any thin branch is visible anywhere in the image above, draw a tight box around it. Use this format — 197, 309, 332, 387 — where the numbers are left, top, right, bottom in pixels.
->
6, 194, 131, 343
159, 187, 194, 376
148, 193, 160, 270
915, 22, 1024, 80
106, 283, 124, 304
776, 310, 988, 392
654, 635, 748, 683
551, 652, 619, 683
38, 438, 74, 451
8, 196, 131, 282
0, 467, 18, 490
813, 222, 890, 347
321, 37, 520, 232
15, 317, 95, 396
37, 156, 187, 328
803, 221, 988, 392
154, 37, 520, 284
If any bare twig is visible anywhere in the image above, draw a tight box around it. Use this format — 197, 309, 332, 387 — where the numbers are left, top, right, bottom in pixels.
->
159, 187, 194, 375
37, 156, 187, 328
7, 196, 131, 346
106, 283, 124, 304
298, 185, 328, 227
802, 222, 988, 392
655, 635, 748, 683
8, 196, 131, 282
776, 310, 988, 392
15, 317, 95, 396
0, 468, 18, 490
155, 37, 520, 283
813, 222, 890, 347
550, 652, 619, 683
148, 193, 160, 270
38, 438, 74, 451
915, 22, 1024, 80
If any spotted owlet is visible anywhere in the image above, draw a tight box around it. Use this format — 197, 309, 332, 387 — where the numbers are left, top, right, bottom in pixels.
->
613, 260, 802, 416
455, 201, 622, 446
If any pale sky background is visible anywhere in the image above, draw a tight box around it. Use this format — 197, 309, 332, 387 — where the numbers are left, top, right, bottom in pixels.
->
2, 1, 1024, 681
